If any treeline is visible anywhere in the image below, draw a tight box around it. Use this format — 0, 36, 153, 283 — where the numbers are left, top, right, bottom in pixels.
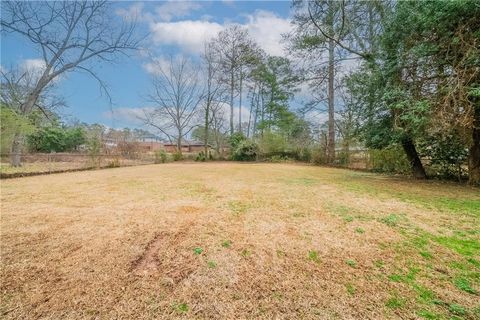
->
1, 1, 478, 184
288, 0, 479, 184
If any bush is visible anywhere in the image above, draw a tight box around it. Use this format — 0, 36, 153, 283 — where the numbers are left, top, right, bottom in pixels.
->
269, 154, 290, 162
172, 152, 183, 161
228, 132, 246, 149
368, 146, 410, 174
195, 151, 207, 162
154, 150, 168, 163
106, 158, 121, 168
418, 131, 468, 180
258, 132, 288, 157
232, 140, 259, 161
311, 147, 327, 165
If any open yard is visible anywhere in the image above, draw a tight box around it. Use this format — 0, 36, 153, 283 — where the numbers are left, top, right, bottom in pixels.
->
1, 163, 479, 319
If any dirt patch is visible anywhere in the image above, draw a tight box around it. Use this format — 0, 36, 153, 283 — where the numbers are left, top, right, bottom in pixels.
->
130, 222, 199, 284
131, 232, 166, 275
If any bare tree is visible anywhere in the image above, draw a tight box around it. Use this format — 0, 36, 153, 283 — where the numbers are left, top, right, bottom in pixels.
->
1, 0, 141, 166
141, 56, 202, 155
201, 41, 226, 158
211, 25, 256, 135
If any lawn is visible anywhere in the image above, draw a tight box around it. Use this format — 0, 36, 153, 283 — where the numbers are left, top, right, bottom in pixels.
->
1, 163, 479, 319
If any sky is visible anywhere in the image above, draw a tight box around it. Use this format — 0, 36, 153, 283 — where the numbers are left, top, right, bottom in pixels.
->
1, 0, 300, 130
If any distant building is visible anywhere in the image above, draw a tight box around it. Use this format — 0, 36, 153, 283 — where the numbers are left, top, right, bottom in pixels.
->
163, 141, 212, 153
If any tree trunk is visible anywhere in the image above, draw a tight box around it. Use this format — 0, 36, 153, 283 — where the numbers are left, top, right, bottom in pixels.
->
9, 90, 41, 167
468, 104, 480, 185
177, 131, 183, 155
401, 137, 427, 179
230, 71, 235, 135
10, 132, 23, 167
204, 102, 210, 159
238, 68, 243, 134
327, 37, 335, 164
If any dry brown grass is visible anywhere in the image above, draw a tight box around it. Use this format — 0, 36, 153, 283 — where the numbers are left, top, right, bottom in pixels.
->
1, 163, 479, 319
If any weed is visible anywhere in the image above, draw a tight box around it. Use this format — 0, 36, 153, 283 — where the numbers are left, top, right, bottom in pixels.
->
419, 251, 432, 259
467, 257, 480, 268
308, 250, 321, 264
416, 310, 440, 319
221, 240, 232, 248
346, 259, 357, 268
228, 201, 248, 216
172, 302, 189, 313
379, 214, 399, 227
276, 249, 286, 257
385, 295, 405, 309
240, 249, 251, 258
355, 227, 365, 234
344, 216, 354, 222
207, 260, 217, 269
193, 247, 203, 255
374, 260, 385, 268
388, 274, 403, 282
454, 277, 477, 294
448, 304, 466, 316
346, 283, 356, 295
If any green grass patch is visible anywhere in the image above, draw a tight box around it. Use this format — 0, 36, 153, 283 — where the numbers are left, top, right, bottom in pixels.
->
448, 303, 466, 316
228, 200, 249, 216
385, 294, 405, 309
453, 277, 477, 294
240, 249, 251, 258
172, 302, 189, 314
433, 236, 479, 257
346, 283, 356, 295
285, 177, 318, 186
419, 251, 433, 259
346, 259, 357, 268
379, 214, 399, 227
355, 227, 365, 234
416, 309, 441, 319
308, 250, 321, 264
193, 247, 203, 255
221, 240, 232, 248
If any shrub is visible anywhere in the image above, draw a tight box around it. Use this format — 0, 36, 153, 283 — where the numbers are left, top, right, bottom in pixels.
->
172, 152, 183, 161
106, 158, 121, 168
195, 151, 206, 162
269, 154, 290, 162
258, 132, 288, 157
228, 132, 246, 149
368, 146, 410, 174
154, 150, 168, 163
311, 147, 327, 165
117, 141, 140, 159
232, 140, 259, 161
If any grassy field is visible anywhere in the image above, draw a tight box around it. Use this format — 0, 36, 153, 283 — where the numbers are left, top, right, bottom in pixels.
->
1, 163, 479, 319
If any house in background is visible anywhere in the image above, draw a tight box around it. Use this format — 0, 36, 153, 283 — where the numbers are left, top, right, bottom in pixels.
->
163, 140, 212, 153
136, 133, 163, 152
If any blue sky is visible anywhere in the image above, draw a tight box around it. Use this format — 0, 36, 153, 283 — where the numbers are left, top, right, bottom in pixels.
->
1, 1, 296, 129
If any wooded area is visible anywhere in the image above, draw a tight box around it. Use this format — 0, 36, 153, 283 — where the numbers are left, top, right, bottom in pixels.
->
1, 0, 479, 185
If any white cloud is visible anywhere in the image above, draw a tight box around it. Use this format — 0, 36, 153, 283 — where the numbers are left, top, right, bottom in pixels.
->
117, 1, 202, 23
244, 10, 292, 56
150, 20, 223, 54
155, 1, 202, 22
142, 55, 171, 75
147, 9, 292, 56
21, 58, 46, 75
